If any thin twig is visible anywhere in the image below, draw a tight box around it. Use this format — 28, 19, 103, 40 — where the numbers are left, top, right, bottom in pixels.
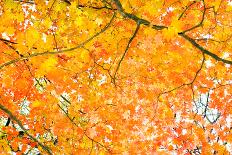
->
181, 0, 206, 33
0, 12, 116, 70
178, 1, 197, 20
113, 23, 140, 83
158, 53, 205, 98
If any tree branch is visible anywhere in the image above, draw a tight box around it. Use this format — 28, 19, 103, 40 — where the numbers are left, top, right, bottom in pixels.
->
179, 33, 232, 64
178, 1, 197, 20
0, 38, 17, 44
57, 104, 111, 152
111, 0, 167, 30
112, 0, 232, 65
0, 12, 116, 70
0, 103, 52, 155
181, 0, 206, 33
113, 23, 140, 83
158, 53, 205, 98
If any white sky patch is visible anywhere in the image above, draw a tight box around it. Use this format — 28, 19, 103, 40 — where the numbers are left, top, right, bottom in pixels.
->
135, 105, 140, 113
167, 7, 174, 12
24, 19, 33, 28
95, 18, 103, 26
228, 1, 232, 5
19, 100, 30, 115
224, 89, 230, 97
123, 110, 130, 119
77, 94, 84, 102
14, 123, 29, 131
200, 34, 213, 39
97, 74, 107, 85
59, 93, 71, 112
104, 57, 112, 64
213, 79, 221, 84
142, 118, 149, 125
106, 125, 113, 133
22, 3, 36, 18
22, 4, 30, 16
226, 143, 232, 153
43, 132, 54, 141
104, 136, 111, 143
225, 64, 231, 68
205, 109, 220, 123
89, 73, 94, 79
28, 4, 37, 12
205, 60, 214, 68
182, 129, 187, 135
50, 25, 57, 32
193, 93, 220, 124
0, 117, 8, 126
70, 89, 76, 94
222, 52, 230, 59
226, 115, 232, 128
1, 33, 10, 40
86, 69, 94, 79
175, 112, 182, 123
97, 58, 102, 62
25, 147, 40, 155
42, 33, 47, 42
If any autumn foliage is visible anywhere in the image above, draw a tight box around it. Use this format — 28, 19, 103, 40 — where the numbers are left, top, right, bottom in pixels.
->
1, 0, 232, 154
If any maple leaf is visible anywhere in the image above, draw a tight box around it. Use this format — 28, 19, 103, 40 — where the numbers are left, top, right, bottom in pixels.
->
25, 27, 40, 48
36, 56, 58, 77
163, 19, 182, 41
31, 100, 45, 108
0, 0, 232, 154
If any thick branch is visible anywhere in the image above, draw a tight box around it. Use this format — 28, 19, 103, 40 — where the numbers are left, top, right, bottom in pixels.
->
179, 33, 232, 64
78, 4, 116, 10
112, 0, 167, 30
0, 103, 52, 155
0, 38, 17, 44
112, 0, 232, 66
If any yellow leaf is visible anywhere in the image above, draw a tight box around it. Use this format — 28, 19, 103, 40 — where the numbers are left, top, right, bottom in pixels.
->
16, 12, 24, 22
80, 51, 89, 61
106, 125, 113, 133
43, 18, 53, 29
99, 151, 105, 155
26, 27, 40, 48
163, 19, 182, 41
212, 1, 221, 11
31, 100, 44, 108
36, 56, 58, 76
5, 27, 15, 35
144, 0, 163, 15
4, 0, 18, 10
171, 19, 182, 31
54, 0, 68, 12
74, 17, 83, 26
226, 4, 232, 11
95, 18, 103, 26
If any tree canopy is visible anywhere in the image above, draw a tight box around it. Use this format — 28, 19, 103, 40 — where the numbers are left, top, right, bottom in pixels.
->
0, 0, 232, 154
